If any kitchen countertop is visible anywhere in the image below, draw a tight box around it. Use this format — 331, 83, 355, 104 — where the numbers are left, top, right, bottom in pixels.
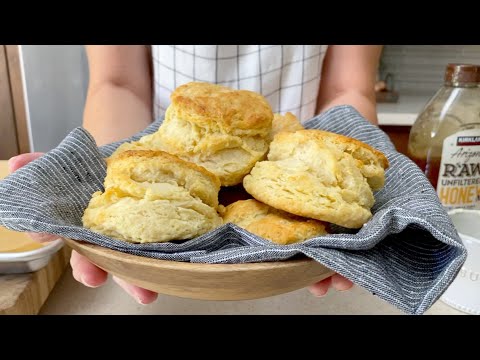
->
39, 266, 465, 315
377, 94, 432, 126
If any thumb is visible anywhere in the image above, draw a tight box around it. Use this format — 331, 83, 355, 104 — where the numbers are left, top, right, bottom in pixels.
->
8, 152, 45, 173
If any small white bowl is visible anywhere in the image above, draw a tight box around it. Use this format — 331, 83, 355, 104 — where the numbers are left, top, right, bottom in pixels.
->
441, 209, 480, 315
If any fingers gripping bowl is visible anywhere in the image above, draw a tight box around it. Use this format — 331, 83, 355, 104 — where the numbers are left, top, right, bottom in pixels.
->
64, 238, 334, 301
68, 82, 389, 300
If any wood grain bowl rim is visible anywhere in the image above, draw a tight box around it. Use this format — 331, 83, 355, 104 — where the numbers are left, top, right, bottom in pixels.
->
64, 238, 321, 272
64, 238, 334, 301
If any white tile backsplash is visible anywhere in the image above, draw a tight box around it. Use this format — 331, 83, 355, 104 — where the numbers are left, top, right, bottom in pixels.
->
380, 45, 480, 96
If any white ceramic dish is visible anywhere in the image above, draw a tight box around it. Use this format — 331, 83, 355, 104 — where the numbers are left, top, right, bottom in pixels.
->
441, 209, 480, 315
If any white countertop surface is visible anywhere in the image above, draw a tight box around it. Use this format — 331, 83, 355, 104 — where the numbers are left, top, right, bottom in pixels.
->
39, 266, 465, 315
377, 95, 432, 126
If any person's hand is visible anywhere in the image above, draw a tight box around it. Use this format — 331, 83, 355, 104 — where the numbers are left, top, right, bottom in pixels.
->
308, 274, 353, 297
8, 153, 158, 305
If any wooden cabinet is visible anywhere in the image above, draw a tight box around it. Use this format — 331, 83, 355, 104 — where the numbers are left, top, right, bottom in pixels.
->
0, 45, 29, 160
380, 125, 412, 157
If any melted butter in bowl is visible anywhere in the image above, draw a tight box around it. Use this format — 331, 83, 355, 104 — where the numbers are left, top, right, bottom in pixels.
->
0, 226, 44, 253
0, 162, 59, 273
0, 226, 63, 274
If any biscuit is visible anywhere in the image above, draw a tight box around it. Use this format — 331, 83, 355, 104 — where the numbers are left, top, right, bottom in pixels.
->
270, 112, 304, 140
220, 199, 328, 245
243, 130, 389, 229
82, 150, 222, 243
109, 141, 150, 159
132, 82, 274, 186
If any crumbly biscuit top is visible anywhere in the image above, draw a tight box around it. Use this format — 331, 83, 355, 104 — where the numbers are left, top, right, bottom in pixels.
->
271, 112, 304, 138
272, 129, 389, 169
105, 150, 221, 208
108, 150, 221, 188
170, 82, 273, 132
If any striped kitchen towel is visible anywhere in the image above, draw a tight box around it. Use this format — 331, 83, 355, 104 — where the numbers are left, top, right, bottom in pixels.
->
0, 105, 467, 314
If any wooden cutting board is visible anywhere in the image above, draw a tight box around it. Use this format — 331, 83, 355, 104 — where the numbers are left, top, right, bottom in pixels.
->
0, 160, 71, 315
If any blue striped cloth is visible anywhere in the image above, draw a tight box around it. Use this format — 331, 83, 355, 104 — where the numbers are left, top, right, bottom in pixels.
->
0, 106, 467, 314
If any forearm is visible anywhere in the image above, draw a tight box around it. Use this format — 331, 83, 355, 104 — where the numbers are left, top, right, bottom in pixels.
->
315, 45, 382, 126
83, 83, 153, 146
316, 90, 378, 125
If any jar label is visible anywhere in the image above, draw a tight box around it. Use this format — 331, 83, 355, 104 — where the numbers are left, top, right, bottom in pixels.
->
437, 129, 480, 210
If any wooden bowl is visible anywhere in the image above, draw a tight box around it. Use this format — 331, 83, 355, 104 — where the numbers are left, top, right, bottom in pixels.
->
64, 239, 334, 301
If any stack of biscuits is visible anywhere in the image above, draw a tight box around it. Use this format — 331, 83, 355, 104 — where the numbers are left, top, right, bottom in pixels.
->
83, 82, 389, 245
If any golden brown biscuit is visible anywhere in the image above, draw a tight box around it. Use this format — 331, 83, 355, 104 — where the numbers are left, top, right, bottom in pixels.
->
82, 150, 222, 243
220, 199, 328, 245
169, 82, 273, 133
270, 112, 304, 139
243, 130, 389, 229
109, 141, 150, 159
113, 110, 302, 161
132, 82, 274, 186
